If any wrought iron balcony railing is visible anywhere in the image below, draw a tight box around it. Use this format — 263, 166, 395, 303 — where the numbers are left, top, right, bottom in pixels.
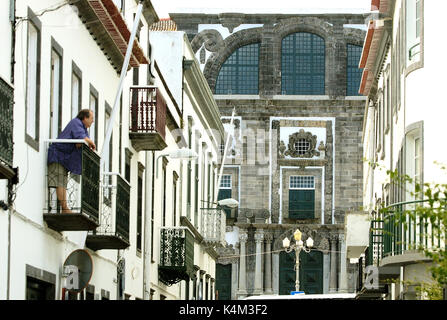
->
159, 227, 195, 286
86, 173, 130, 250
367, 200, 447, 265
200, 207, 226, 246
44, 141, 100, 231
129, 86, 167, 151
0, 77, 14, 178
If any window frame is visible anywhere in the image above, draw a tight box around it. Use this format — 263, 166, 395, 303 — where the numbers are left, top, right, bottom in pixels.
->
281, 32, 326, 95
71, 61, 82, 120
346, 44, 363, 96
215, 43, 260, 95
49, 37, 63, 139
25, 8, 42, 151
89, 84, 99, 146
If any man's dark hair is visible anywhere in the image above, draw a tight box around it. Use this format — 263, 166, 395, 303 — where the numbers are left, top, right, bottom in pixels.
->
77, 109, 92, 121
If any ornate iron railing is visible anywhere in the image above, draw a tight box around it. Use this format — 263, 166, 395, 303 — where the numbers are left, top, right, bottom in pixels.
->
0, 77, 13, 167
367, 214, 384, 267
129, 86, 166, 139
94, 173, 130, 241
200, 207, 226, 246
369, 200, 446, 263
115, 175, 130, 241
45, 142, 100, 223
159, 227, 194, 286
81, 144, 100, 221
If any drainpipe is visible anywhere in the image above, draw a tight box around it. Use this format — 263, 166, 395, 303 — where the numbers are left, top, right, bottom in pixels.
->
6, 0, 16, 301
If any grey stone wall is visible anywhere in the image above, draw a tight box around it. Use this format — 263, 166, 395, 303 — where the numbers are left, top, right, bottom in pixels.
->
173, 13, 366, 296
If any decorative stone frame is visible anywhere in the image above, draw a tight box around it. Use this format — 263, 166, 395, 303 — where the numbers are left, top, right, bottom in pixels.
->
281, 167, 322, 223
284, 129, 320, 159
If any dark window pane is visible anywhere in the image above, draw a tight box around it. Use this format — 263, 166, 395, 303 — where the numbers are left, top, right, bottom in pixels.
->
347, 44, 363, 96
281, 33, 325, 95
216, 43, 259, 95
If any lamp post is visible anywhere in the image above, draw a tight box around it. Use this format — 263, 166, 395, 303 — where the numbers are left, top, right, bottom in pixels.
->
282, 229, 314, 292
156, 148, 198, 178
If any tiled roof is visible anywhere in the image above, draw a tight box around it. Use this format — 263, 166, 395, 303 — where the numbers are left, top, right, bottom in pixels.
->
149, 19, 178, 31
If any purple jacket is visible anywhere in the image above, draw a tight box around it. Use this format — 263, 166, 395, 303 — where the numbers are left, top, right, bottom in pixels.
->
47, 117, 89, 175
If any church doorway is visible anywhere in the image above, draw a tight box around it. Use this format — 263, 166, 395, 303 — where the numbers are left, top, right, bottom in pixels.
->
279, 250, 323, 294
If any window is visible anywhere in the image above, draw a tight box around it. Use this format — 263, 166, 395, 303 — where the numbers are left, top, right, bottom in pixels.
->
26, 277, 55, 300
406, 124, 423, 200
294, 139, 310, 156
218, 175, 232, 218
71, 62, 82, 119
281, 32, 325, 95
104, 105, 113, 204
290, 176, 315, 189
50, 40, 63, 139
215, 43, 259, 94
220, 175, 232, 189
25, 9, 41, 149
406, 0, 423, 63
137, 163, 144, 252
187, 123, 192, 220
89, 85, 98, 145
162, 158, 167, 227
150, 152, 155, 262
289, 176, 315, 219
347, 44, 363, 96
173, 172, 179, 226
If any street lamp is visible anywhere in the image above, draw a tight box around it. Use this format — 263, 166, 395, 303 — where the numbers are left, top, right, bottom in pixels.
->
217, 198, 239, 208
282, 228, 314, 292
156, 148, 198, 178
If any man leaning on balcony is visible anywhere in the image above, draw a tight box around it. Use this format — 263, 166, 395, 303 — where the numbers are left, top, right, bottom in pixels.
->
47, 109, 96, 213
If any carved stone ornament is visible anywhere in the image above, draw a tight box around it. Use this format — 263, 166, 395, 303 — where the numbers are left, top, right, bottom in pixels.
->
191, 29, 224, 53
284, 129, 320, 158
279, 140, 286, 159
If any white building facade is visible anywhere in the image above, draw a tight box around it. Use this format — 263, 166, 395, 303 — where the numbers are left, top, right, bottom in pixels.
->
357, 0, 447, 299
0, 0, 224, 300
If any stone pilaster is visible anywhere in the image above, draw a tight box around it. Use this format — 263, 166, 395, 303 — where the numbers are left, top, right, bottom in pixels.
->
237, 231, 248, 298
329, 236, 338, 293
264, 233, 273, 294
253, 230, 264, 295
339, 234, 348, 293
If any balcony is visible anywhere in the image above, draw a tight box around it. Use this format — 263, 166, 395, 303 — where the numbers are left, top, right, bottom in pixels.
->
158, 227, 195, 286
43, 142, 100, 231
367, 200, 445, 267
200, 207, 226, 246
86, 174, 130, 250
129, 86, 167, 151
0, 77, 15, 180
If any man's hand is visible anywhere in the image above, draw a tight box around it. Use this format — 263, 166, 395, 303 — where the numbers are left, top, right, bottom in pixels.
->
84, 137, 96, 151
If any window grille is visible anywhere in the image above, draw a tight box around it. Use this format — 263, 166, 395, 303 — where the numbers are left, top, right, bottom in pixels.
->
347, 44, 363, 96
216, 43, 259, 94
294, 139, 310, 155
220, 175, 232, 189
290, 176, 315, 189
281, 33, 325, 95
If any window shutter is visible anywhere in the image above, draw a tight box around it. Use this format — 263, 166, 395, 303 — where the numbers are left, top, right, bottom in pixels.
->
218, 189, 232, 218
289, 190, 315, 219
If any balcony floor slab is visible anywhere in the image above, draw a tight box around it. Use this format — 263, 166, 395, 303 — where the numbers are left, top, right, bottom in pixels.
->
43, 213, 99, 232
86, 234, 130, 251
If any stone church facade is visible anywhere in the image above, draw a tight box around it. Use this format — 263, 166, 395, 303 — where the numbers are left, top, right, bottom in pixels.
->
172, 13, 367, 298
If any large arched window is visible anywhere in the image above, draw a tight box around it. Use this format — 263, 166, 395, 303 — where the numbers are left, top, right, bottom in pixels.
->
215, 43, 260, 94
347, 44, 363, 96
281, 32, 325, 95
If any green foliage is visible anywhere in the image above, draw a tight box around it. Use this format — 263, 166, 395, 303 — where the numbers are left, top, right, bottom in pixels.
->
378, 166, 447, 292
